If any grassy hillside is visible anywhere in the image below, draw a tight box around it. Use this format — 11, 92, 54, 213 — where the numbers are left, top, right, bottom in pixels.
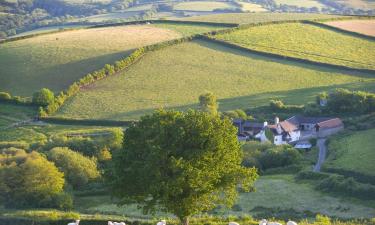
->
56, 40, 375, 120
151, 23, 228, 36
274, 0, 327, 9
326, 128, 375, 176
213, 22, 375, 70
0, 25, 181, 96
0, 103, 37, 128
177, 12, 343, 24
173, 1, 236, 11
73, 175, 375, 219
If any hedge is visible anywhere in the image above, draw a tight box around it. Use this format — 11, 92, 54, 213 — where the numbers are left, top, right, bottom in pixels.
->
39, 117, 136, 127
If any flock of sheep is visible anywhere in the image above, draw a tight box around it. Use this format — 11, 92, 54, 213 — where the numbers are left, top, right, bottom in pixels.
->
67, 219, 298, 225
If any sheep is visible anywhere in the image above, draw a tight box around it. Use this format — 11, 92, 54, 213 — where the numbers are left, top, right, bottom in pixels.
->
67, 220, 80, 225
287, 221, 297, 225
228, 222, 240, 225
156, 220, 167, 225
108, 222, 114, 225
259, 219, 267, 225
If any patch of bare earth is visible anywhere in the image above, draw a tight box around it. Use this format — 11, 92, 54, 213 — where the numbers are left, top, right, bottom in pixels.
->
325, 20, 375, 37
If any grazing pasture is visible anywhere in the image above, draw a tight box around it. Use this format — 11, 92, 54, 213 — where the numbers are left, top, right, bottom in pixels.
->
0, 103, 37, 128
75, 11, 140, 22
0, 25, 181, 96
151, 23, 228, 36
213, 22, 375, 70
325, 19, 375, 37
9, 25, 89, 38
177, 12, 342, 24
274, 0, 327, 9
56, 40, 374, 120
326, 128, 375, 177
173, 1, 236, 11
73, 175, 375, 219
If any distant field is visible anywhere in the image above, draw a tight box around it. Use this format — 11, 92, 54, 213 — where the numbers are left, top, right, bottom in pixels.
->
177, 12, 343, 24
151, 23, 228, 36
10, 25, 89, 38
0, 25, 181, 96
326, 129, 375, 177
56, 40, 374, 120
238, 2, 268, 12
0, 103, 37, 128
213, 22, 375, 70
173, 1, 235, 11
336, 0, 375, 9
74, 175, 375, 218
274, 0, 327, 9
325, 19, 375, 37
76, 11, 139, 22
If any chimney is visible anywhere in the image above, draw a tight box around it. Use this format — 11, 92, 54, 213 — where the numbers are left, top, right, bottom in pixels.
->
275, 117, 279, 125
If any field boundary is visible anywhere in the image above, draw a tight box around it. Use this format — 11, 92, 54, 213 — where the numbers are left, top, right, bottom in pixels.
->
39, 117, 136, 127
303, 20, 375, 41
198, 35, 375, 74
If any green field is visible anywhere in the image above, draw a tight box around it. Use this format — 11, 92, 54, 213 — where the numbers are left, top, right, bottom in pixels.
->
178, 12, 343, 24
152, 23, 228, 36
173, 1, 236, 11
274, 0, 327, 9
238, 2, 268, 12
76, 11, 139, 22
325, 128, 375, 176
56, 39, 375, 120
0, 103, 37, 128
0, 25, 182, 96
73, 175, 375, 219
213, 22, 375, 70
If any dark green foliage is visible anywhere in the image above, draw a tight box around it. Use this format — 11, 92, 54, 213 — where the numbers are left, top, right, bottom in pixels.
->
270, 99, 304, 113
327, 88, 375, 114
0, 148, 65, 208
222, 109, 252, 120
48, 147, 100, 189
109, 110, 258, 224
242, 141, 302, 172
32, 88, 54, 106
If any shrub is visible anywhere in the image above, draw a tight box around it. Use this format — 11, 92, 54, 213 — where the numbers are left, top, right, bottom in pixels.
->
48, 147, 100, 188
270, 99, 304, 112
327, 88, 375, 114
32, 88, 55, 106
0, 92, 11, 100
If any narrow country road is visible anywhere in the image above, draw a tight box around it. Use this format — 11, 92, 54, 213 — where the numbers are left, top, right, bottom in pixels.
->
313, 138, 327, 172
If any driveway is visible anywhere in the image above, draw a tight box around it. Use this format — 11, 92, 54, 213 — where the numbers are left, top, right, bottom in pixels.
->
313, 138, 327, 172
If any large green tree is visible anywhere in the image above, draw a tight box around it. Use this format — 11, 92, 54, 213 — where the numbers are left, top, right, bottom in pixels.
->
32, 88, 55, 106
109, 110, 258, 225
0, 148, 65, 208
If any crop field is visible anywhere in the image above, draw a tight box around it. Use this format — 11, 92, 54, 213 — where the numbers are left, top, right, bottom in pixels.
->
173, 1, 235, 11
55, 40, 375, 120
325, 129, 375, 177
177, 12, 343, 24
238, 2, 268, 12
73, 175, 375, 219
0, 25, 182, 96
274, 0, 327, 9
325, 19, 375, 37
213, 22, 375, 70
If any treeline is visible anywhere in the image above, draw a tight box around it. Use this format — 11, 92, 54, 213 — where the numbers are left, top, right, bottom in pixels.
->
296, 171, 375, 200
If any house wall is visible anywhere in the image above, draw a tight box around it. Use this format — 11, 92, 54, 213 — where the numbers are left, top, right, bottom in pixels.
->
289, 130, 301, 142
274, 135, 287, 145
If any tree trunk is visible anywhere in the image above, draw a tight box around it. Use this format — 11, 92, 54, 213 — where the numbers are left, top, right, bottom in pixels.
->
182, 217, 189, 225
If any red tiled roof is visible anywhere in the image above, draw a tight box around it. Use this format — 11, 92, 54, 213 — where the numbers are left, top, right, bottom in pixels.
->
317, 118, 343, 129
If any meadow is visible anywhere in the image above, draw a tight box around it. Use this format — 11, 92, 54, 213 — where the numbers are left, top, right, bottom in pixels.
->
213, 22, 375, 70
238, 2, 267, 12
72, 175, 375, 219
56, 40, 375, 120
325, 128, 375, 177
177, 12, 343, 24
173, 1, 236, 11
325, 19, 375, 37
274, 0, 327, 9
0, 25, 182, 96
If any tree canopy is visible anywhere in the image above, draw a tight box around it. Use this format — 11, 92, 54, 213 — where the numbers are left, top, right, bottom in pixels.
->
199, 92, 219, 116
32, 88, 55, 106
109, 110, 258, 225
48, 147, 100, 188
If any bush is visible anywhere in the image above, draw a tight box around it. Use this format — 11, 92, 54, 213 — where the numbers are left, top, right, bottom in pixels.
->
0, 92, 11, 100
32, 88, 55, 106
327, 88, 375, 114
270, 99, 304, 112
